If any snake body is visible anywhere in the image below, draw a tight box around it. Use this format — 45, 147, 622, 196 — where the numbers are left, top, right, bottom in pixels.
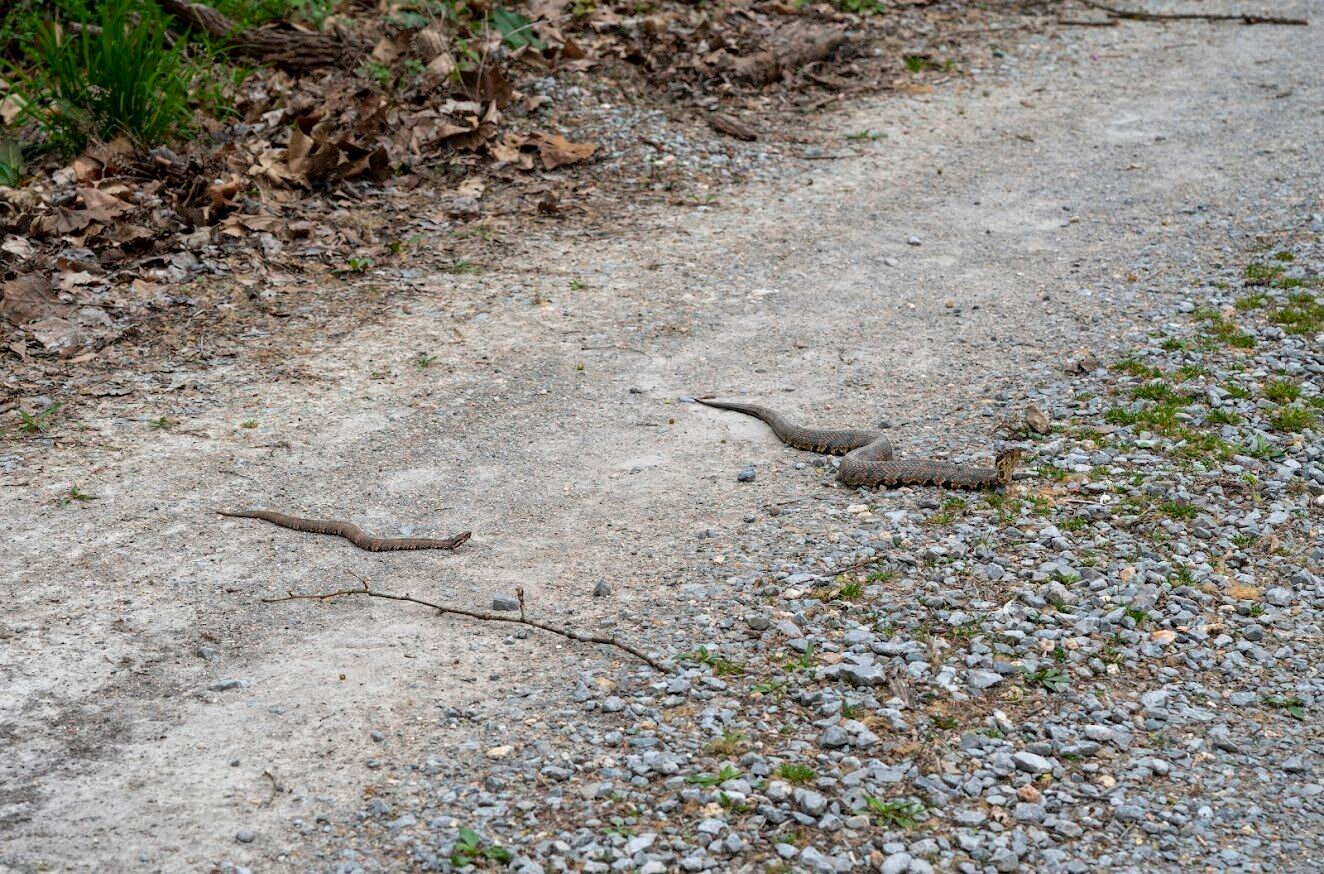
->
215, 510, 471, 551
696, 398, 1020, 490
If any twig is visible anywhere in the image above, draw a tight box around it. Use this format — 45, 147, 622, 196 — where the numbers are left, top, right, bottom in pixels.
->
264, 578, 667, 671
260, 769, 280, 807
1081, 1, 1307, 26
1057, 18, 1118, 27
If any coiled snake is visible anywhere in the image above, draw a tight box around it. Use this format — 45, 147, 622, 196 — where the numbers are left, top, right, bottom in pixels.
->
696, 399, 1021, 490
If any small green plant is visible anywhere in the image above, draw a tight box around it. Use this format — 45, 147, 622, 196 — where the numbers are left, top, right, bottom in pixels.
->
925, 498, 967, 526
866, 568, 897, 583
240, 419, 259, 429
863, 796, 926, 829
838, 581, 864, 600
753, 678, 786, 699
1113, 358, 1162, 379
1269, 406, 1316, 433
1262, 695, 1305, 721
357, 60, 395, 91
687, 765, 741, 787
0, 139, 23, 186
1021, 666, 1067, 692
59, 485, 97, 505
1158, 500, 1197, 520
17, 0, 195, 155
776, 763, 817, 785
1248, 603, 1266, 618
1206, 408, 1242, 426
930, 713, 959, 731
707, 730, 748, 756
1269, 292, 1322, 334
449, 827, 512, 867
415, 353, 437, 371
16, 402, 62, 434
337, 256, 374, 275
492, 7, 548, 51
680, 646, 744, 676
1263, 380, 1302, 404
1243, 434, 1285, 460
447, 258, 480, 274
1245, 262, 1285, 282
845, 129, 883, 142
1124, 607, 1150, 626
148, 416, 176, 430
568, 278, 587, 290
1235, 293, 1268, 311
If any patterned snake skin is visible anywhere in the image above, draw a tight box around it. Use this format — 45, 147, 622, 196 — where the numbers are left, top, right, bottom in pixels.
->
215, 510, 471, 551
696, 399, 1021, 490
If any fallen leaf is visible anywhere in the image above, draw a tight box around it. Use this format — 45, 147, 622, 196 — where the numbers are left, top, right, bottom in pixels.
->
531, 132, 596, 170
1, 275, 71, 326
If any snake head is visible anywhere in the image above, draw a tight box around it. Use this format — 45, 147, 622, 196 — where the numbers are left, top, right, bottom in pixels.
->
994, 449, 1024, 485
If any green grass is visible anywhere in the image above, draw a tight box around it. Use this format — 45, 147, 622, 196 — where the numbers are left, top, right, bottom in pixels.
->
1245, 262, 1285, 282
1235, 293, 1269, 311
1131, 381, 1185, 403
863, 797, 926, 829
16, 0, 195, 155
680, 646, 744, 676
1269, 406, 1316, 433
1270, 293, 1323, 334
1112, 358, 1162, 379
837, 581, 864, 600
775, 763, 817, 785
1263, 380, 1301, 403
1158, 500, 1197, 520
1205, 409, 1242, 426
16, 402, 62, 434
148, 416, 177, 430
58, 485, 97, 505
1104, 402, 1182, 432
924, 498, 967, 526
1201, 317, 1256, 349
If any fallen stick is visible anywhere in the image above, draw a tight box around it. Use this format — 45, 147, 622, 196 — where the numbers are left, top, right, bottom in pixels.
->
1081, 1, 1308, 26
264, 579, 668, 671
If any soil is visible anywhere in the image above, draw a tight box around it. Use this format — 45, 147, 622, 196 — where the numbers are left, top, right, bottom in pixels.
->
2, 4, 1320, 869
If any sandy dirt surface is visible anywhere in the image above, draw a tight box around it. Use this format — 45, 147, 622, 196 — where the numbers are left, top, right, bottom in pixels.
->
2, 5, 1320, 870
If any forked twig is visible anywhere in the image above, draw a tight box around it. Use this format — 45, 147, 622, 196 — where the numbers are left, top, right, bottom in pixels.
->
264, 578, 666, 671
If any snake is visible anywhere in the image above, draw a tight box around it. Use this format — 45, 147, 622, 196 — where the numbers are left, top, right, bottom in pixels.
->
696, 398, 1022, 490
215, 509, 472, 551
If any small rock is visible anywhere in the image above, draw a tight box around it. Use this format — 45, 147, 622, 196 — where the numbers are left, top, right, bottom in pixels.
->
492, 595, 520, 611
737, 467, 757, 483
1025, 404, 1051, 434
593, 580, 613, 597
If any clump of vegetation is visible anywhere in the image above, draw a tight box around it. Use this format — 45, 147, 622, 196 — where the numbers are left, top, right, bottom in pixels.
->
775, 763, 816, 785
863, 796, 926, 829
12, 0, 197, 155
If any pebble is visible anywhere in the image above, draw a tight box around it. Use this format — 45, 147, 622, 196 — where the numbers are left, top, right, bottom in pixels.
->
322, 237, 1323, 874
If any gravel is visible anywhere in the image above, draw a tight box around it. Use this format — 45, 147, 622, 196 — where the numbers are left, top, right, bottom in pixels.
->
303, 239, 1323, 872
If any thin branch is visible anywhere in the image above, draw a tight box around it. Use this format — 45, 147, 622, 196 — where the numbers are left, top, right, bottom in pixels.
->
1081, 1, 1307, 26
264, 579, 668, 671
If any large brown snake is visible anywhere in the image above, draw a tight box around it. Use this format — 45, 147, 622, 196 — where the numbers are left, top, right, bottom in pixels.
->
696, 398, 1021, 489
215, 509, 471, 551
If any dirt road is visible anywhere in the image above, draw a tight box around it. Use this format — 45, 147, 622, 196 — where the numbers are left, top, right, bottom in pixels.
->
3, 6, 1320, 870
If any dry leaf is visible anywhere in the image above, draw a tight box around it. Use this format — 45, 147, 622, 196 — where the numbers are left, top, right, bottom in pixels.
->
1, 275, 70, 326
531, 133, 596, 170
